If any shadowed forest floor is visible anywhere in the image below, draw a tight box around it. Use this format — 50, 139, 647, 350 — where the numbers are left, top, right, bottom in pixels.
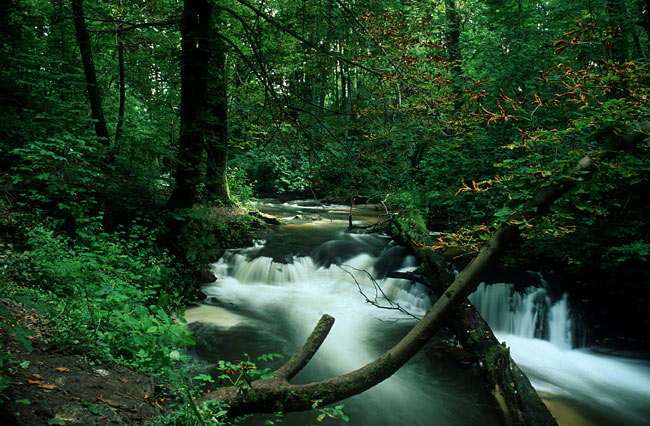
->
1, 299, 159, 425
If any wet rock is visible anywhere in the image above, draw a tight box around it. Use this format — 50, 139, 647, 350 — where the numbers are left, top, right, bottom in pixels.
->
197, 268, 217, 284
248, 211, 281, 225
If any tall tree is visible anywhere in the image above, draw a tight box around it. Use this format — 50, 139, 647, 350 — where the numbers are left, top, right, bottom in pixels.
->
114, 0, 126, 144
71, 0, 110, 145
205, 33, 231, 202
166, 0, 211, 213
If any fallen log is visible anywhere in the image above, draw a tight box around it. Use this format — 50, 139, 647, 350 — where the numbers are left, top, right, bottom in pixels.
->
200, 156, 593, 424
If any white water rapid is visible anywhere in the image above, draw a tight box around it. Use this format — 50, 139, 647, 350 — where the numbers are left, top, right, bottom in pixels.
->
469, 280, 650, 426
186, 200, 650, 426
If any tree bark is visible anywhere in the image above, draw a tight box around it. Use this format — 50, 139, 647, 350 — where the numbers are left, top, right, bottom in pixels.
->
205, 29, 230, 202
201, 157, 592, 422
166, 0, 211, 213
114, 29, 126, 144
71, 0, 110, 145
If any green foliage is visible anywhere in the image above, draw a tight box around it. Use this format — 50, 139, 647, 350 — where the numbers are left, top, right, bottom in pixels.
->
604, 241, 650, 265
172, 205, 258, 267
0, 277, 38, 395
311, 399, 350, 423
231, 149, 311, 195
7, 224, 194, 371
215, 353, 281, 389
226, 167, 255, 205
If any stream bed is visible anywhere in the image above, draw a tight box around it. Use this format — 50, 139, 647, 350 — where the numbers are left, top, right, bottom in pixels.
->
186, 200, 650, 426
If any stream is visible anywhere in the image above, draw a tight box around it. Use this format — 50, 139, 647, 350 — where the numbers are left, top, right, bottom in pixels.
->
186, 200, 650, 426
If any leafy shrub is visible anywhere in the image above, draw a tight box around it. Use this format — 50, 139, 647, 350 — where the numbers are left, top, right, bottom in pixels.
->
9, 224, 194, 371
226, 166, 255, 205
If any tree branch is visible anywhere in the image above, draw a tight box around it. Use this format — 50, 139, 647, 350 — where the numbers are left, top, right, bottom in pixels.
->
274, 314, 335, 381
230, 0, 382, 76
200, 156, 593, 421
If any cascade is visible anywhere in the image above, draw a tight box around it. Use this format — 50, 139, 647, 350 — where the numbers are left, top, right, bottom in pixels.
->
468, 279, 581, 350
468, 276, 650, 426
185, 200, 650, 426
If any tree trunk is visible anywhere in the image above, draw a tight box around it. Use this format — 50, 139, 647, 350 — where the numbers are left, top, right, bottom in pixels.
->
201, 157, 593, 422
393, 217, 557, 426
166, 0, 211, 249
205, 31, 230, 202
167, 0, 211, 211
620, 0, 645, 59
445, 0, 462, 84
71, 0, 110, 145
606, 0, 629, 62
642, 0, 650, 53
114, 29, 126, 144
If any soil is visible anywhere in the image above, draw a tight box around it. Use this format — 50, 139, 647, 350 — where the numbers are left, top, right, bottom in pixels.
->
0, 299, 159, 426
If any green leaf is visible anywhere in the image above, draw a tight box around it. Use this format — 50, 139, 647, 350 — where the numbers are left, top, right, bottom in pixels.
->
494, 206, 513, 218
15, 399, 31, 405
83, 401, 103, 416
48, 418, 66, 425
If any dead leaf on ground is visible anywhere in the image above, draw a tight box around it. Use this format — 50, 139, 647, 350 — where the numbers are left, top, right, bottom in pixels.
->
55, 367, 69, 372
27, 374, 60, 390
37, 383, 60, 390
119, 377, 128, 383
98, 395, 120, 408
27, 374, 43, 383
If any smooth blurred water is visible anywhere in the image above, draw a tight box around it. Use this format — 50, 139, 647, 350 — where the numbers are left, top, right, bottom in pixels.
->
469, 280, 650, 426
187, 200, 650, 426
188, 201, 503, 425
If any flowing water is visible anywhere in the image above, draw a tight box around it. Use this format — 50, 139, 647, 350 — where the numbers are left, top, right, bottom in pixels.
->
186, 199, 650, 426
470, 281, 650, 426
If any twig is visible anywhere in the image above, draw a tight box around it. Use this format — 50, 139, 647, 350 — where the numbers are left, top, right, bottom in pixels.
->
338, 264, 420, 320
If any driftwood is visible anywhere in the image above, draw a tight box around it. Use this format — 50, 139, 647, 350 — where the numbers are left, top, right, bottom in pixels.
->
248, 210, 281, 225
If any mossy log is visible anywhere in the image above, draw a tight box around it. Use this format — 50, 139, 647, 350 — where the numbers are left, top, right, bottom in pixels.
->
201, 156, 592, 423
393, 211, 558, 426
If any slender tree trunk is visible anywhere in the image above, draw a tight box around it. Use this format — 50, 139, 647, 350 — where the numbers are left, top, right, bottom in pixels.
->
114, 30, 126, 143
319, 0, 334, 113
57, 0, 68, 102
344, 63, 352, 139
71, 0, 110, 145
340, 60, 347, 110
606, 0, 629, 62
445, 0, 462, 84
620, 0, 645, 59
205, 31, 230, 202
643, 0, 650, 52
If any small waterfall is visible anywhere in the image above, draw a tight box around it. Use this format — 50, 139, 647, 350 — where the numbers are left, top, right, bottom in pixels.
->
188, 200, 650, 426
468, 280, 579, 350
194, 233, 504, 426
